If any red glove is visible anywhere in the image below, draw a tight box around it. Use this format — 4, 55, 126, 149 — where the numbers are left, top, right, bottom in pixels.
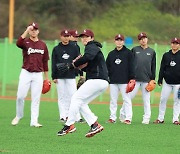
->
126, 80, 136, 93
42, 80, 51, 94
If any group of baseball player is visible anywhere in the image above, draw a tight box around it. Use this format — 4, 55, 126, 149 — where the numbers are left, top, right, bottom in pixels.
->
11, 22, 180, 138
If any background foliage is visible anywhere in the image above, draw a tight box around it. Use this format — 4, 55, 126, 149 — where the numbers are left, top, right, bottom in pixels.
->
0, 0, 179, 42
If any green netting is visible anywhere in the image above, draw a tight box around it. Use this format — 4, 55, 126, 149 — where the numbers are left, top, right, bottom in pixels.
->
0, 38, 170, 100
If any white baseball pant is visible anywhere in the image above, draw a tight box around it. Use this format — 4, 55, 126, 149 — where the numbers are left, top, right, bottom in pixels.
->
56, 79, 81, 121
129, 82, 151, 121
16, 69, 43, 125
109, 84, 132, 121
158, 81, 180, 122
65, 79, 109, 126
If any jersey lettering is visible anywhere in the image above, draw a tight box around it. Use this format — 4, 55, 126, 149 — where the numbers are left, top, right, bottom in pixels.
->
27, 47, 44, 55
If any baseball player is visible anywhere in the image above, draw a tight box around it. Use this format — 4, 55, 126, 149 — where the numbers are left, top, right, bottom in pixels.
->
130, 32, 156, 124
69, 30, 79, 42
11, 22, 49, 127
69, 29, 85, 82
106, 34, 135, 124
51, 29, 84, 123
154, 38, 180, 125
56, 29, 109, 137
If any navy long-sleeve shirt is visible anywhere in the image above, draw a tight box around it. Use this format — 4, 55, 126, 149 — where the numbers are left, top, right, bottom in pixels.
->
51, 41, 80, 79
158, 50, 180, 84
106, 46, 135, 84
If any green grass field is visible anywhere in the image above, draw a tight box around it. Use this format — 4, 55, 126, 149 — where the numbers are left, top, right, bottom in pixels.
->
0, 98, 180, 154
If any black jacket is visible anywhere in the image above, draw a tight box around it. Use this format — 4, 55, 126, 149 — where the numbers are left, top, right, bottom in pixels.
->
158, 50, 180, 84
74, 41, 108, 81
106, 46, 135, 84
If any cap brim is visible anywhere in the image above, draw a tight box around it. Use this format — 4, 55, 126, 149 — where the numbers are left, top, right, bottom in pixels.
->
73, 35, 79, 37
61, 34, 71, 37
171, 41, 179, 44
33, 27, 38, 29
115, 38, 124, 40
79, 33, 90, 37
138, 36, 147, 40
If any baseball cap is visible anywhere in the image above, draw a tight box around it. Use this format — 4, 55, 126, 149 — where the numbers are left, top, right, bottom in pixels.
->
69, 30, 79, 37
29, 22, 39, 29
138, 32, 147, 40
115, 34, 125, 41
79, 29, 94, 37
60, 29, 71, 37
171, 37, 180, 44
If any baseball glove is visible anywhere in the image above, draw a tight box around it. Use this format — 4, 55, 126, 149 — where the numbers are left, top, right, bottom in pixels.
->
73, 55, 88, 70
145, 80, 156, 92
56, 63, 71, 74
42, 80, 51, 94
77, 78, 86, 89
178, 87, 180, 99
126, 79, 136, 93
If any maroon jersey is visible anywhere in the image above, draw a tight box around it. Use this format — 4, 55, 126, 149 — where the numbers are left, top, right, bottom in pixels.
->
16, 37, 49, 72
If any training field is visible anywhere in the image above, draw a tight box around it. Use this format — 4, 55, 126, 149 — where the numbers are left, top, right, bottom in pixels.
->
0, 97, 180, 154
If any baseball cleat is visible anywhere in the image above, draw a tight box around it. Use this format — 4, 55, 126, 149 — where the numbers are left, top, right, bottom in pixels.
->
11, 116, 20, 126
153, 119, 164, 124
57, 124, 76, 136
106, 119, 116, 123
173, 121, 180, 125
85, 122, 104, 138
124, 120, 131, 125
30, 123, 43, 128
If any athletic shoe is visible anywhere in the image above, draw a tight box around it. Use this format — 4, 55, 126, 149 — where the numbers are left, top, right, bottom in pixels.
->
11, 116, 20, 126
85, 122, 104, 138
119, 114, 125, 123
30, 123, 43, 128
153, 119, 164, 124
77, 119, 86, 123
57, 124, 76, 136
173, 121, 180, 125
124, 120, 131, 125
106, 119, 116, 123
142, 119, 150, 124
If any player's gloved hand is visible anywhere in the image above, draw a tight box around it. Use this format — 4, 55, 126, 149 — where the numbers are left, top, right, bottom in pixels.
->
56, 63, 73, 74
77, 77, 86, 89
126, 79, 136, 93
42, 79, 51, 94
145, 80, 156, 92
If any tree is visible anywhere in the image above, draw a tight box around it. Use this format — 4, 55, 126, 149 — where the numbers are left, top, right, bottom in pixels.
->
153, 0, 180, 16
